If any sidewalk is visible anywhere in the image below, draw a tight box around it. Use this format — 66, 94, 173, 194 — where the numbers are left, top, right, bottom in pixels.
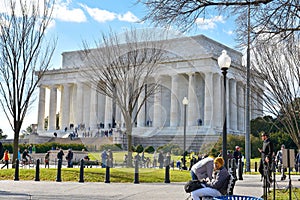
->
0, 174, 299, 199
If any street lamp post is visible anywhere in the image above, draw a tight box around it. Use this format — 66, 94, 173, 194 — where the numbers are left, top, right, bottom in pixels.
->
182, 97, 189, 170
218, 50, 231, 169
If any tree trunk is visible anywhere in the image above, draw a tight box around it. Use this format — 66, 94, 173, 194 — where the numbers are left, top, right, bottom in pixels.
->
126, 124, 133, 167
12, 123, 21, 168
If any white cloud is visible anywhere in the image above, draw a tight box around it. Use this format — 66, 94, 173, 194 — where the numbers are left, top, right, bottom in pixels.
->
53, 1, 86, 23
81, 4, 116, 23
118, 11, 139, 23
224, 29, 233, 35
195, 16, 225, 30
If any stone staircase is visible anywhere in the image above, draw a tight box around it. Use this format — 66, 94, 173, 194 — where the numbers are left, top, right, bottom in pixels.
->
118, 126, 222, 152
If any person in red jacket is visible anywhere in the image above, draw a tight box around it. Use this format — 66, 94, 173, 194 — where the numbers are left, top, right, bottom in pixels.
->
1, 150, 10, 169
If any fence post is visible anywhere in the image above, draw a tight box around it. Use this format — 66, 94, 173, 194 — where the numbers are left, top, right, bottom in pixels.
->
56, 159, 62, 182
255, 162, 257, 172
35, 159, 40, 181
134, 159, 139, 184
79, 159, 84, 183
164, 165, 170, 183
105, 166, 110, 183
14, 159, 19, 181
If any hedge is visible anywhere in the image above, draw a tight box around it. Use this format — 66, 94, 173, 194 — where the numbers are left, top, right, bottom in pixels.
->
2, 142, 86, 154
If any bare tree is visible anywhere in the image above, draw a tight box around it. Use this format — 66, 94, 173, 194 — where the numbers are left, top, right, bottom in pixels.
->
80, 28, 165, 166
139, 0, 300, 42
249, 37, 300, 148
0, 0, 56, 165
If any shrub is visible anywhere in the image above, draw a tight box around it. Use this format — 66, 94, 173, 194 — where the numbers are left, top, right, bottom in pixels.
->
144, 146, 155, 154
98, 144, 123, 151
1, 142, 86, 154
157, 143, 182, 155
135, 144, 144, 153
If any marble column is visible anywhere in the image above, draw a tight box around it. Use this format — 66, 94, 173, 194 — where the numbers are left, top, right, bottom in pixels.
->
37, 85, 46, 132
188, 73, 197, 126
204, 72, 213, 126
170, 75, 179, 127
230, 79, 237, 131
105, 95, 113, 128
83, 84, 91, 128
226, 78, 230, 130
61, 83, 71, 130
153, 85, 162, 127
237, 83, 245, 131
89, 86, 97, 129
137, 87, 145, 127
213, 74, 222, 128
75, 82, 83, 127
97, 92, 106, 125
48, 85, 58, 131
251, 92, 257, 120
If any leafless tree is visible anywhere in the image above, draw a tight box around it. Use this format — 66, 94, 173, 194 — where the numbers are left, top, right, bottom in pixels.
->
0, 0, 56, 165
139, 0, 300, 42
80, 28, 165, 166
249, 37, 300, 148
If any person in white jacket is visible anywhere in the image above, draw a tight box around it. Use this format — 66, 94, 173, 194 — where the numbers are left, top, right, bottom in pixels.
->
190, 156, 214, 181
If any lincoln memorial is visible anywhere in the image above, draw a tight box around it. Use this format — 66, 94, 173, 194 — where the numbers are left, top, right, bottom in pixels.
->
36, 35, 262, 151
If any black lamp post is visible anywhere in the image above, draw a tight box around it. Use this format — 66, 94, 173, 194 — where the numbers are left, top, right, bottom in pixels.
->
218, 50, 231, 169
182, 97, 189, 170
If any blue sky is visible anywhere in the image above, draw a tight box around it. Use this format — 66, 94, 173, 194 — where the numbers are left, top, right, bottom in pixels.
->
1, 0, 238, 138
47, 0, 237, 68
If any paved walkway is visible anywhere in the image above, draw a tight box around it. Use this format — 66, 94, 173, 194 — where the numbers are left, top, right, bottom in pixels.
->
0, 174, 299, 199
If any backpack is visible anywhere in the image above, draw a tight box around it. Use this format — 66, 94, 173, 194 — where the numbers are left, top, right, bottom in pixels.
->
184, 180, 205, 193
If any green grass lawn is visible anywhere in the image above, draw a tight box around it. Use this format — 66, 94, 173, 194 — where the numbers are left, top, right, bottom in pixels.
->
267, 188, 300, 200
0, 167, 191, 183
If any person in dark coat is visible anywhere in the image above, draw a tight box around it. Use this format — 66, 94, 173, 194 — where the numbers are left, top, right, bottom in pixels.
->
258, 132, 274, 184
66, 149, 73, 168
158, 151, 164, 169
57, 149, 64, 160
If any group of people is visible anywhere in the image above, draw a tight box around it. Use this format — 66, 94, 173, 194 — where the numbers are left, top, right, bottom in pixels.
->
187, 131, 288, 199
101, 149, 113, 168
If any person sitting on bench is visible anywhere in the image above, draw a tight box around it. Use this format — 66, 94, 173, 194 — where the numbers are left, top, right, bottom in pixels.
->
191, 157, 230, 200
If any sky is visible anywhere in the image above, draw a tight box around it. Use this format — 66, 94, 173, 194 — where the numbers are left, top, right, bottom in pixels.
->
1, 0, 238, 139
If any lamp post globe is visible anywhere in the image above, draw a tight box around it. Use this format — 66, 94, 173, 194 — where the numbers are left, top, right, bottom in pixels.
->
218, 50, 231, 169
182, 97, 188, 170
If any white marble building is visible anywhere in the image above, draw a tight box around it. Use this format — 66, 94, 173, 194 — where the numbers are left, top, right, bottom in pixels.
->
36, 35, 262, 149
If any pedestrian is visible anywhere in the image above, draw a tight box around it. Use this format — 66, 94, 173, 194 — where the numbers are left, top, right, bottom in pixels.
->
191, 157, 230, 199
22, 149, 31, 164
233, 146, 243, 173
152, 151, 157, 168
158, 151, 164, 169
258, 132, 274, 186
190, 156, 214, 181
17, 148, 21, 161
275, 144, 286, 180
32, 145, 36, 154
101, 150, 107, 168
44, 151, 50, 168
57, 148, 64, 161
28, 144, 33, 154
1, 150, 9, 169
66, 149, 73, 168
107, 149, 113, 168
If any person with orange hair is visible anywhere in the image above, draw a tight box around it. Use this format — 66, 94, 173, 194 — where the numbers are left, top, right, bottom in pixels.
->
191, 157, 230, 200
